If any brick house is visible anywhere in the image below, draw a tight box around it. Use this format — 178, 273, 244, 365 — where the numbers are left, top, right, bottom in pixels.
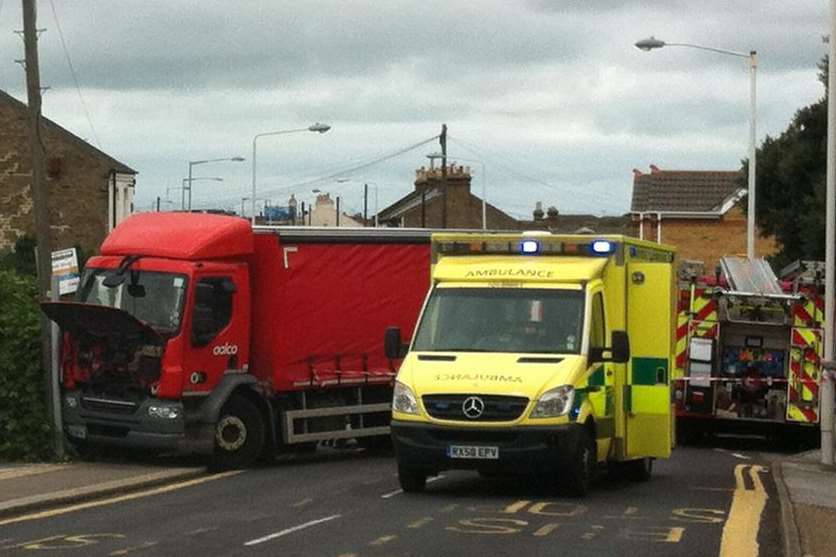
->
377, 165, 518, 229
0, 90, 136, 254
629, 165, 776, 270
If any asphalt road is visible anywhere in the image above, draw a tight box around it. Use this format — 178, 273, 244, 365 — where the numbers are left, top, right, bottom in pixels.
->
0, 440, 787, 557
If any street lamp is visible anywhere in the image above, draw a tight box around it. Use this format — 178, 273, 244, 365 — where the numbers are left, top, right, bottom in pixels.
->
186, 156, 245, 211
635, 36, 758, 259
251, 123, 331, 226
181, 177, 223, 210
428, 152, 487, 230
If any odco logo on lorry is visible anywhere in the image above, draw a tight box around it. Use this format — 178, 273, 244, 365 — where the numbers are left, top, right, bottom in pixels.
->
212, 343, 239, 356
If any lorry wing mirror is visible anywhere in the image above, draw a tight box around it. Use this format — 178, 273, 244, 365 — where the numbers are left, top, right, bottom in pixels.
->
384, 327, 408, 359
588, 330, 630, 364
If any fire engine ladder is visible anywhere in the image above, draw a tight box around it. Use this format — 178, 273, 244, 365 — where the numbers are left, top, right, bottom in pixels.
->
719, 256, 785, 297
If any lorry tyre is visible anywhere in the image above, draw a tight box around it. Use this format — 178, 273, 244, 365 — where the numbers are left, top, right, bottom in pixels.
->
398, 465, 427, 493
560, 429, 596, 497
625, 457, 653, 482
209, 394, 266, 471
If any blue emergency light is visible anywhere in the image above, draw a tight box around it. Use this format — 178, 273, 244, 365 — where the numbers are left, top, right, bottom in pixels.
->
519, 239, 541, 254
591, 240, 615, 255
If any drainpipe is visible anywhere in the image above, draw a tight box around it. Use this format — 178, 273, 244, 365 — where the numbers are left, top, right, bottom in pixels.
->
657, 212, 663, 244
639, 213, 644, 240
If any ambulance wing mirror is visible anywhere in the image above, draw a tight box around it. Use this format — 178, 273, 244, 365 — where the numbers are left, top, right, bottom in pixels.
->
384, 327, 408, 359
610, 331, 630, 363
588, 330, 630, 364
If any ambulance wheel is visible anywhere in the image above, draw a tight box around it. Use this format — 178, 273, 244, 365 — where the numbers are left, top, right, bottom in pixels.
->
398, 465, 427, 493
625, 457, 653, 482
209, 395, 265, 471
561, 429, 596, 497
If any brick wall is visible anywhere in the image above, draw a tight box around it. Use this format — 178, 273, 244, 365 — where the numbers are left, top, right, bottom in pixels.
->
0, 98, 124, 254
634, 206, 778, 269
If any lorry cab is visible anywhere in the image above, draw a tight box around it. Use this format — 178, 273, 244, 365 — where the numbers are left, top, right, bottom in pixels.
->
389, 233, 676, 496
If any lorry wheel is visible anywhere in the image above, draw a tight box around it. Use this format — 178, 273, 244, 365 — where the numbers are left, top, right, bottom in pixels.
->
625, 458, 653, 482
560, 429, 596, 497
398, 466, 427, 493
209, 395, 265, 471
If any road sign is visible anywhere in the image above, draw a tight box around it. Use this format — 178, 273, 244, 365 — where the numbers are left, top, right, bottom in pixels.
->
51, 248, 79, 295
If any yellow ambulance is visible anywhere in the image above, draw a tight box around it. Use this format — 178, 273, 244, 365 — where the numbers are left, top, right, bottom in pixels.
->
385, 232, 676, 496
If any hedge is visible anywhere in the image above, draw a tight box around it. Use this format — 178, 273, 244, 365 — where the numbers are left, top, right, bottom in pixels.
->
0, 269, 53, 460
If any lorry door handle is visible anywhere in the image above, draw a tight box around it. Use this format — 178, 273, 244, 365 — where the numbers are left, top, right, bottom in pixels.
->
657, 367, 666, 384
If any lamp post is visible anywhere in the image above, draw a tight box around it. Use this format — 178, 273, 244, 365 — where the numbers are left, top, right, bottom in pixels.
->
251, 123, 331, 226
181, 177, 223, 210
186, 156, 245, 211
635, 37, 758, 259
821, 2, 836, 466
428, 152, 487, 230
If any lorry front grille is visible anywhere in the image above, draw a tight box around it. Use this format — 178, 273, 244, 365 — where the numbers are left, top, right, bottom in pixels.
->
422, 394, 529, 422
81, 396, 138, 415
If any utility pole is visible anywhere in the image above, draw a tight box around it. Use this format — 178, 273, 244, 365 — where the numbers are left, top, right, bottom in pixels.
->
363, 184, 368, 226
23, 0, 60, 457
440, 124, 447, 228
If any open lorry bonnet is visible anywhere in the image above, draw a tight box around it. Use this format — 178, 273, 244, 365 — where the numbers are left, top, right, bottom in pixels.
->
41, 301, 163, 345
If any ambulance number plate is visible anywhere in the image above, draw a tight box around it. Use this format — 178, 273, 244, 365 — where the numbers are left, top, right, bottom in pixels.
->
447, 445, 499, 459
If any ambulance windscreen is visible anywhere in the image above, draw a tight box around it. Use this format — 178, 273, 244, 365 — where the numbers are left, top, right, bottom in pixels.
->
412, 288, 584, 354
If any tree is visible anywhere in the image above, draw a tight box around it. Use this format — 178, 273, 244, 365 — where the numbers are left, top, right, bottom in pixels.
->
745, 57, 828, 269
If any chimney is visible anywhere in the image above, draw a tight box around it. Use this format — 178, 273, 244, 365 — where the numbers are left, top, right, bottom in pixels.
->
533, 201, 544, 221
632, 168, 643, 177
546, 206, 559, 222
649, 164, 661, 174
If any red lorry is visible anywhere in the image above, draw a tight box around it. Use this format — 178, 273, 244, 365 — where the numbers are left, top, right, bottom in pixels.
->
42, 213, 431, 468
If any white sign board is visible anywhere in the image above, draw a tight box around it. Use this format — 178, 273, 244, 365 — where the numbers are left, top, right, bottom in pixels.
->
51, 248, 80, 296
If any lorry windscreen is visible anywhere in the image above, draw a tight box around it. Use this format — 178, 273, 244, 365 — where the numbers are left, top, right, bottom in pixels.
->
412, 287, 584, 354
78, 269, 188, 335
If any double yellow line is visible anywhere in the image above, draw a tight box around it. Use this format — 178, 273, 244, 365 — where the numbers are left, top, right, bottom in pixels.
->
719, 464, 768, 557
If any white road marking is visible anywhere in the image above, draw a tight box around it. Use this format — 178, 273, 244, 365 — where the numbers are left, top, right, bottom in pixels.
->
731, 453, 751, 460
380, 475, 444, 498
292, 498, 313, 507
243, 514, 341, 546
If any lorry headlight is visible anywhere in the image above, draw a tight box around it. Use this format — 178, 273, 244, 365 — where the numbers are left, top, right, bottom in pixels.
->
392, 381, 419, 415
148, 405, 181, 420
530, 385, 574, 418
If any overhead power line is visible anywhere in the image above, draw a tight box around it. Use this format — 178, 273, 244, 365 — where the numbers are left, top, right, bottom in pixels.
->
48, 0, 100, 148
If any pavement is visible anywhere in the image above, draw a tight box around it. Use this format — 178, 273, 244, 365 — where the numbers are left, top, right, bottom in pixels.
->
774, 449, 836, 557
0, 459, 205, 519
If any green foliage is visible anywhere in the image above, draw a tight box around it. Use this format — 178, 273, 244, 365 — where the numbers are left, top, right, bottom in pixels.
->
0, 236, 37, 276
0, 270, 53, 460
745, 57, 828, 269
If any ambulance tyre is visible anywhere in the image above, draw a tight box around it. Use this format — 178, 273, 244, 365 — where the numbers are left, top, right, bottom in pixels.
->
625, 457, 653, 482
209, 394, 266, 471
398, 465, 427, 492
560, 429, 596, 497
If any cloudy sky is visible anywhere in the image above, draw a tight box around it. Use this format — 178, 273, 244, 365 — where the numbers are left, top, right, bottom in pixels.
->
0, 1, 828, 220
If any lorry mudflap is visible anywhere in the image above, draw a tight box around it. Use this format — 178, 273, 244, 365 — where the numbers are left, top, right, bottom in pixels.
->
390, 420, 583, 473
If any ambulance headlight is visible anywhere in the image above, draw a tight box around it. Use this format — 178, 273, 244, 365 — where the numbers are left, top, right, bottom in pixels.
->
392, 381, 419, 415
530, 385, 574, 418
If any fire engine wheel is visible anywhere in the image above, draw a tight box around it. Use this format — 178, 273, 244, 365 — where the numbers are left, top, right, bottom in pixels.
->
210, 395, 266, 471
625, 457, 653, 482
560, 429, 596, 497
398, 465, 427, 493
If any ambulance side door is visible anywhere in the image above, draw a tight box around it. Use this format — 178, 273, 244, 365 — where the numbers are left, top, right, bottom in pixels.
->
625, 261, 673, 459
